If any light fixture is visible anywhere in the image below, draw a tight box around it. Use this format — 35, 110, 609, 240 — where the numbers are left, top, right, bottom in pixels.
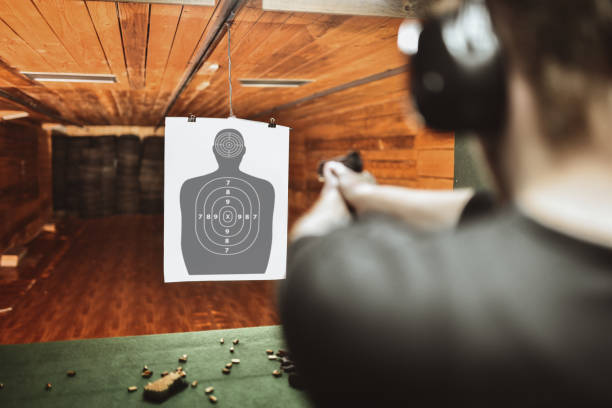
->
208, 64, 220, 72
397, 20, 422, 55
239, 79, 313, 88
0, 111, 29, 120
21, 72, 117, 83
196, 81, 211, 91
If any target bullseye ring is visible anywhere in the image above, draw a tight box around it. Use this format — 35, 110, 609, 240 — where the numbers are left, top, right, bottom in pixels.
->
195, 177, 261, 255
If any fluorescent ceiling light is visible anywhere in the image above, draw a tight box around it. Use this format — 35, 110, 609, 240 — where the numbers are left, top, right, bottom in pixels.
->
398, 20, 422, 55
239, 79, 313, 88
0, 111, 29, 120
21, 72, 117, 84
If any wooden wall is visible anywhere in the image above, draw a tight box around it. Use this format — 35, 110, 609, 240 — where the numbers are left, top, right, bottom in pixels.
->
255, 72, 454, 227
0, 122, 51, 252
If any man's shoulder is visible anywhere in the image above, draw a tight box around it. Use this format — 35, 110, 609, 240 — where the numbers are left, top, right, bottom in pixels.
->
293, 209, 526, 277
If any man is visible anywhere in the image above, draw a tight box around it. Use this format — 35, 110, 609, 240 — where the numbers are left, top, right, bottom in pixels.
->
281, 0, 612, 406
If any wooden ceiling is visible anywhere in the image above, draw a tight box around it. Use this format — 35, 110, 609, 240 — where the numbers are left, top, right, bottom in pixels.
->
0, 0, 408, 125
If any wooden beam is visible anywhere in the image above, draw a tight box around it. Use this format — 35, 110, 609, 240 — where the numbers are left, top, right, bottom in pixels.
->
250, 65, 409, 119
0, 89, 77, 125
262, 0, 419, 18
90, 0, 215, 5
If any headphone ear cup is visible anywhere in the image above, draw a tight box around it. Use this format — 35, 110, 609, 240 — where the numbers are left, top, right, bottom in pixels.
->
410, 4, 507, 134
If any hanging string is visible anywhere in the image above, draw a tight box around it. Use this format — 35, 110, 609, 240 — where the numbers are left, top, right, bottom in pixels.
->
226, 23, 234, 118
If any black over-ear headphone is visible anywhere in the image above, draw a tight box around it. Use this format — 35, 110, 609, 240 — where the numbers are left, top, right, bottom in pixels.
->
410, 0, 507, 133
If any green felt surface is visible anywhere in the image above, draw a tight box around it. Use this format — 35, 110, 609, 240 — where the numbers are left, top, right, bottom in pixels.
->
0, 325, 311, 408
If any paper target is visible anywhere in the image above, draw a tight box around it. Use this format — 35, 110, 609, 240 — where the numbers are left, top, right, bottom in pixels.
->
195, 176, 261, 255
168, 118, 288, 281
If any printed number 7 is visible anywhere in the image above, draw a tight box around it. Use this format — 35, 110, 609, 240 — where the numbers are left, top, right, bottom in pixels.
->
226, 179, 230, 186
225, 248, 229, 253
198, 214, 203, 220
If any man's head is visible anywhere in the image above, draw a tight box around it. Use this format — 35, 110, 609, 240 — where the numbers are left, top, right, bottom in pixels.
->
486, 0, 612, 146
213, 129, 246, 168
412, 0, 612, 196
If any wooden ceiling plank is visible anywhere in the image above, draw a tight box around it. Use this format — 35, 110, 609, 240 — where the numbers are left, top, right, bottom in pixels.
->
0, 0, 81, 72
223, 16, 404, 117
85, 1, 131, 90
226, 13, 297, 74
31, 0, 110, 74
86, 0, 132, 124
261, 15, 392, 78
32, 0, 112, 124
177, 12, 399, 118
168, 6, 265, 116
146, 4, 183, 91
149, 4, 215, 123
0, 1, 97, 124
204, 14, 337, 115
140, 4, 183, 124
169, 7, 281, 116
117, 2, 150, 90
94, 0, 215, 4
0, 20, 55, 73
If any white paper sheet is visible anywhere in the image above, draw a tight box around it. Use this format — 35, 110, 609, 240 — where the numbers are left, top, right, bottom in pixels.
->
164, 117, 289, 282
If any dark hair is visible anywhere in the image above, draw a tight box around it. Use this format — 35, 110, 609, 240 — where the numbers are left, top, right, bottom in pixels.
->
487, 0, 612, 142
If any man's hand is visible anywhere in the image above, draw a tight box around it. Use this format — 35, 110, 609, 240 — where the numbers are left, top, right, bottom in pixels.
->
289, 162, 353, 242
325, 161, 377, 214
328, 162, 476, 232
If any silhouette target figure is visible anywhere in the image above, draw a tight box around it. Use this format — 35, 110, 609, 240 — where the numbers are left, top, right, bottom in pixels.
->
180, 129, 275, 275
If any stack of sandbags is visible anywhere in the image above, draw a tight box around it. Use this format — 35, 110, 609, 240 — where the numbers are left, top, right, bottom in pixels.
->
79, 138, 103, 218
51, 131, 68, 212
116, 135, 141, 214
66, 136, 91, 216
98, 135, 117, 216
139, 136, 164, 214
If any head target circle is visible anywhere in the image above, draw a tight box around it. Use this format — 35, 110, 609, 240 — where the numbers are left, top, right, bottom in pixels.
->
214, 129, 244, 159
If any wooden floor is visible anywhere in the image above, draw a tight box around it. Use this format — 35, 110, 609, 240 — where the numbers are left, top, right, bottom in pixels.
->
0, 215, 279, 345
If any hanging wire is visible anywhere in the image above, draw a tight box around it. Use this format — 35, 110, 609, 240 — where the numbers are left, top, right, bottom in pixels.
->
226, 23, 235, 118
